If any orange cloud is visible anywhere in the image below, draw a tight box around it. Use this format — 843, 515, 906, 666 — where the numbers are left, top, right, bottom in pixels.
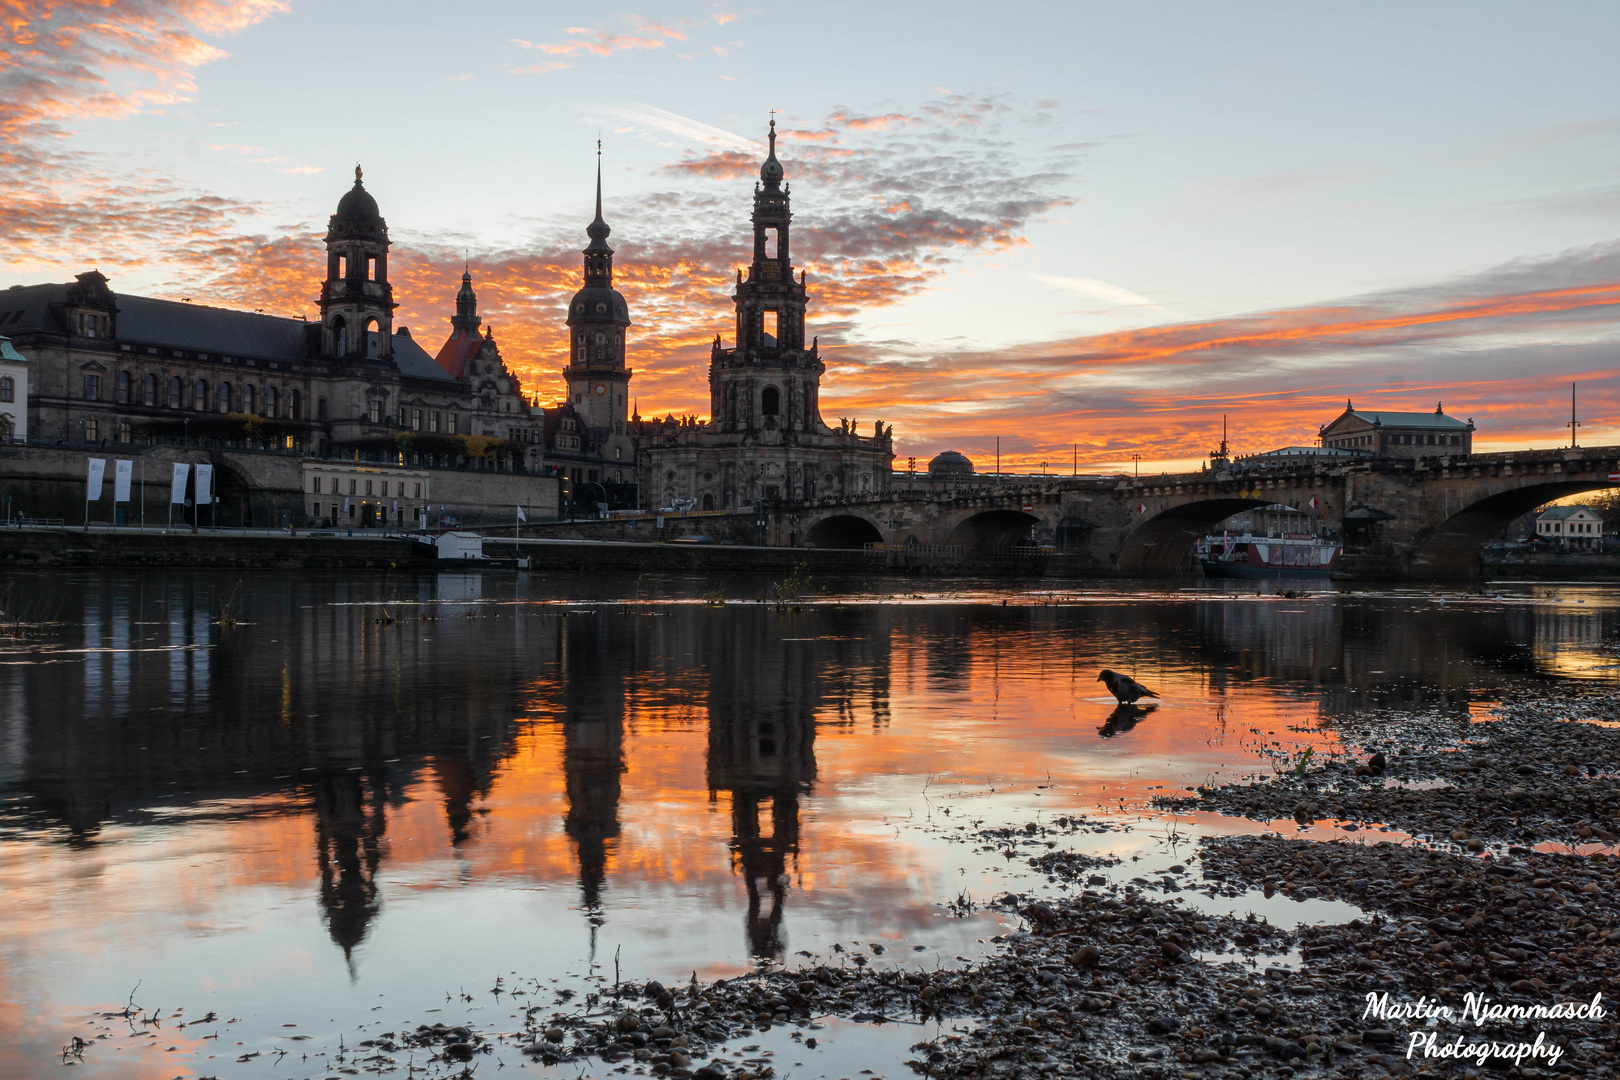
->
511, 18, 684, 58
0, 0, 284, 143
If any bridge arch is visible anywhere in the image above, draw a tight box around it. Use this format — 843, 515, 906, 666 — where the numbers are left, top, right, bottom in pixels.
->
803, 513, 884, 549
1118, 497, 1272, 576
1410, 478, 1616, 575
942, 509, 1042, 554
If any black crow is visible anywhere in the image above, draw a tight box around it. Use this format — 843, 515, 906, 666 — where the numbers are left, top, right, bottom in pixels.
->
1097, 669, 1158, 704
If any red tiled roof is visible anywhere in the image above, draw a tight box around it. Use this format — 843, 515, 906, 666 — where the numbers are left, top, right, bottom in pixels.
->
433, 329, 479, 379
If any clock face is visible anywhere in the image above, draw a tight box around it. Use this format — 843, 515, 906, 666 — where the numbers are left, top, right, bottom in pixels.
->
592, 382, 608, 397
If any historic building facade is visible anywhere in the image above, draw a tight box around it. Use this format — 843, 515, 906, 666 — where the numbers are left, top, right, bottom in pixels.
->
636, 122, 893, 510
1319, 402, 1474, 457
0, 168, 535, 469
0, 335, 27, 442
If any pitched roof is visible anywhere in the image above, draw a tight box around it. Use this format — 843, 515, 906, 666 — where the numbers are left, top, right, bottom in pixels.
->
375, 330, 457, 383
0, 284, 68, 334
6, 280, 460, 384
1537, 505, 1600, 520
0, 283, 311, 362
118, 295, 310, 362
1325, 408, 1471, 432
0, 336, 25, 363
433, 327, 481, 379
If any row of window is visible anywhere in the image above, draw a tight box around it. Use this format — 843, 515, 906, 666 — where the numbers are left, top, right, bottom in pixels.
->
1328, 432, 1464, 449
1541, 521, 1598, 534
311, 476, 423, 499
88, 372, 304, 418
395, 407, 457, 433
74, 415, 297, 447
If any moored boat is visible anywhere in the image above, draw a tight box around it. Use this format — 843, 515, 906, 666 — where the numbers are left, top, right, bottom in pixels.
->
1198, 532, 1341, 577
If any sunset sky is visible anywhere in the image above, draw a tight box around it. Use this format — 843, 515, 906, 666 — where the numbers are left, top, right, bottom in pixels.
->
4, 1, 1619, 471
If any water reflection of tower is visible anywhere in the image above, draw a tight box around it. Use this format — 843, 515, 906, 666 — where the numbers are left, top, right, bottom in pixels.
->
706, 627, 818, 959
559, 615, 626, 926
312, 768, 390, 966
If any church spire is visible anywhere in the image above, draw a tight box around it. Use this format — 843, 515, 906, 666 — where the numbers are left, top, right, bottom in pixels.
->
759, 117, 784, 189
585, 140, 612, 254
451, 266, 479, 333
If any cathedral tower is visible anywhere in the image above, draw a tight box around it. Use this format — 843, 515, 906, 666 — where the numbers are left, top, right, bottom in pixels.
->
319, 166, 396, 360
711, 121, 824, 435
562, 146, 634, 460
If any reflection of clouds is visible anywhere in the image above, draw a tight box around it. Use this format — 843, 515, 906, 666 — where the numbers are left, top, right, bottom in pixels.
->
9, 583, 1620, 992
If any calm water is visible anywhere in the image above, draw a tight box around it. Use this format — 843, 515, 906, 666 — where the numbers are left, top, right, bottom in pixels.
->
1, 570, 1617, 1079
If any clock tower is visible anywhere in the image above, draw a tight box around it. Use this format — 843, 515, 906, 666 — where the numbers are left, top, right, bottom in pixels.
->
562, 146, 634, 464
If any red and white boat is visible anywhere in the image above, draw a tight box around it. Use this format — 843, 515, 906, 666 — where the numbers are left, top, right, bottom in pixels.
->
1198, 533, 1341, 577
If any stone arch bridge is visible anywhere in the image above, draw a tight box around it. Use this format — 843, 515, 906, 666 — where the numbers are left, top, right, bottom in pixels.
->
768, 447, 1620, 578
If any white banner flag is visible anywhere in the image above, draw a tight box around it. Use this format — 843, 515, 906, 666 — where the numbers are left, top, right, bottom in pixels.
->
113, 459, 133, 503
194, 463, 214, 507
86, 458, 106, 501
516, 504, 527, 522
170, 463, 190, 504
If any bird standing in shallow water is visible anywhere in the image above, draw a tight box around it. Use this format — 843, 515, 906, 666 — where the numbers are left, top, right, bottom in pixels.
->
1097, 669, 1158, 704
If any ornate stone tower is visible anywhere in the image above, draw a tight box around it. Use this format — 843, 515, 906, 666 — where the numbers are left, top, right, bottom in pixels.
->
452, 268, 479, 335
711, 120, 824, 435
562, 147, 634, 460
319, 166, 396, 361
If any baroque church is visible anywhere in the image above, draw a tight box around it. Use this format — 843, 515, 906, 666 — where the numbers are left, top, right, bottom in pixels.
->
630, 122, 894, 509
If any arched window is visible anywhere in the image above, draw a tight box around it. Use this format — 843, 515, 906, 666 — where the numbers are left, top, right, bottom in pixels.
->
761, 386, 780, 416
217, 381, 232, 413
364, 318, 379, 358
333, 315, 347, 356
243, 385, 255, 414
289, 389, 301, 420
265, 386, 278, 418
192, 379, 207, 410
0, 415, 11, 441
116, 370, 131, 404
143, 373, 157, 406
0, 376, 12, 403
169, 376, 183, 408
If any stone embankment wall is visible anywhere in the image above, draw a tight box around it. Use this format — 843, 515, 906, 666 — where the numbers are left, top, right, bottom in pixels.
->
485, 539, 871, 575
513, 511, 759, 544
0, 443, 559, 529
0, 528, 428, 569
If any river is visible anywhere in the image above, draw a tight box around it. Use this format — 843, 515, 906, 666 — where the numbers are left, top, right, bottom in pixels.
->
0, 570, 1615, 1078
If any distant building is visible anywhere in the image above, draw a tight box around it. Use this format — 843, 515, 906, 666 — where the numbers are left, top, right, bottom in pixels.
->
1241, 444, 1368, 463
637, 123, 893, 510
1319, 401, 1474, 457
302, 460, 431, 529
1536, 505, 1604, 550
0, 335, 26, 442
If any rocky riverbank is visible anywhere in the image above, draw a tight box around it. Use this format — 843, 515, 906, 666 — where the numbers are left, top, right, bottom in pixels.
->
1154, 683, 1620, 850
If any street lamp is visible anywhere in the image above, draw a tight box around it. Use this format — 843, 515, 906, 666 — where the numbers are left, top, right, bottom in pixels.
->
1131, 453, 1141, 478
